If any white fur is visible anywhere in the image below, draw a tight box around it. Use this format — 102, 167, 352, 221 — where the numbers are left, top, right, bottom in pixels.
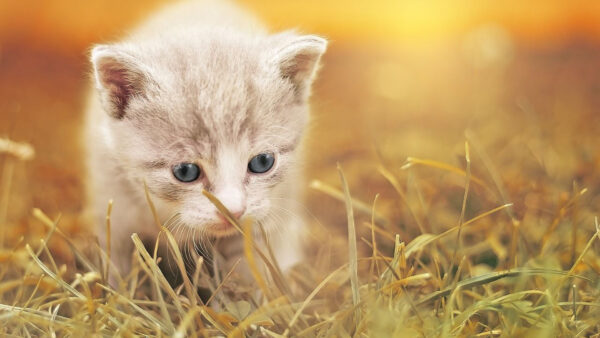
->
85, 0, 326, 282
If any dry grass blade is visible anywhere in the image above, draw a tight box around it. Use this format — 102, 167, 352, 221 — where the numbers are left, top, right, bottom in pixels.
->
205, 259, 241, 306
378, 164, 426, 233
131, 234, 182, 327
229, 296, 287, 338
464, 130, 516, 220
310, 179, 389, 226
416, 268, 592, 306
201, 189, 244, 235
144, 181, 165, 231
199, 307, 231, 335
202, 189, 289, 297
369, 194, 380, 282
25, 244, 84, 300
242, 219, 271, 300
452, 141, 471, 264
161, 228, 203, 307
337, 163, 361, 326
0, 137, 35, 161
0, 156, 14, 247
377, 273, 431, 292
363, 221, 396, 242
134, 236, 176, 334
541, 187, 587, 253
258, 225, 293, 296
285, 263, 349, 335
31, 208, 96, 273
0, 303, 80, 331
405, 203, 513, 257
564, 216, 600, 279
74, 273, 96, 330
96, 283, 170, 332
401, 156, 487, 188
174, 306, 203, 338
104, 199, 113, 283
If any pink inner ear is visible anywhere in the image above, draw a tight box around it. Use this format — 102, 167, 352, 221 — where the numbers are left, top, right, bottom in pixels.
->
276, 37, 326, 98
281, 53, 315, 82
94, 54, 141, 119
102, 67, 132, 118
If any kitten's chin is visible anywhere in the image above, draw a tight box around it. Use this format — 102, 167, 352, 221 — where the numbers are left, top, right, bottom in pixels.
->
204, 223, 240, 238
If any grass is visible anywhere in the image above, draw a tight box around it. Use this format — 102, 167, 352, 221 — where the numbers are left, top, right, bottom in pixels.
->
1, 117, 600, 338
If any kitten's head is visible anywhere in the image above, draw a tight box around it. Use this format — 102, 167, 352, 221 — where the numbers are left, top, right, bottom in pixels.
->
91, 30, 326, 237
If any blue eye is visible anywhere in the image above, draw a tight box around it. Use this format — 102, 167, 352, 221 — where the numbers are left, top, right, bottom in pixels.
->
172, 163, 201, 182
248, 153, 275, 174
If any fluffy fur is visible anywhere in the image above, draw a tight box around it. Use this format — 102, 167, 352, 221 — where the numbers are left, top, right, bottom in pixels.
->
84, 0, 326, 280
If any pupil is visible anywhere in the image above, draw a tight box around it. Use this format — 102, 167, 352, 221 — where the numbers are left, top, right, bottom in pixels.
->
248, 153, 274, 174
173, 163, 200, 182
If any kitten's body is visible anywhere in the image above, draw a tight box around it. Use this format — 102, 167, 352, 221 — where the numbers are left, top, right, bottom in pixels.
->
85, 0, 326, 282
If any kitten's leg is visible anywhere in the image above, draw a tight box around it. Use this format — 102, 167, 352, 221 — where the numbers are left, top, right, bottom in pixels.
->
96, 197, 157, 287
269, 217, 304, 272
96, 208, 134, 286
214, 226, 303, 281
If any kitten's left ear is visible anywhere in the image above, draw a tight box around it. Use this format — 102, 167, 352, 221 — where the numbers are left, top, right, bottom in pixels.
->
91, 45, 153, 119
273, 34, 327, 100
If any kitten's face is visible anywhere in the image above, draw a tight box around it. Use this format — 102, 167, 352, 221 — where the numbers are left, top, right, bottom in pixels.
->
92, 32, 326, 237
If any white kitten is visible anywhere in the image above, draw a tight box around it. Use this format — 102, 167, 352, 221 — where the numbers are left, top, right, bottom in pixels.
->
84, 0, 326, 282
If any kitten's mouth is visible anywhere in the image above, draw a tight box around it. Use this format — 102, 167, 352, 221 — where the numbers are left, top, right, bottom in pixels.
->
205, 219, 239, 237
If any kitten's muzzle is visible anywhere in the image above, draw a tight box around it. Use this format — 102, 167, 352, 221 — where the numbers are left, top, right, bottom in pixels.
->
215, 208, 245, 226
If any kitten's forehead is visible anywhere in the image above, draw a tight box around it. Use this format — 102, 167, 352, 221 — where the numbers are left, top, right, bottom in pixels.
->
125, 32, 305, 162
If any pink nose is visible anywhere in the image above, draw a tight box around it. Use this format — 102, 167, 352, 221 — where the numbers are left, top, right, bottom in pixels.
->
230, 209, 245, 219
216, 208, 245, 224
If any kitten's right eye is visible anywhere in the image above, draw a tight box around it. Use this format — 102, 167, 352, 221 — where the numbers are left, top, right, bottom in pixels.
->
172, 163, 201, 182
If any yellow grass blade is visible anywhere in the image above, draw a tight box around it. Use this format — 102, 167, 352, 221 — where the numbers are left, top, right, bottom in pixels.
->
0, 137, 35, 161
378, 165, 426, 233
104, 199, 113, 283
565, 216, 600, 279
401, 156, 487, 188
202, 189, 289, 296
161, 228, 202, 307
284, 264, 349, 335
96, 283, 170, 332
131, 233, 182, 329
242, 219, 270, 300
205, 258, 241, 307
228, 296, 287, 338
406, 203, 513, 257
310, 179, 389, 226
31, 208, 96, 273
143, 181, 164, 231
452, 141, 471, 264
25, 244, 84, 300
337, 163, 361, 325
416, 268, 592, 305
369, 194, 381, 282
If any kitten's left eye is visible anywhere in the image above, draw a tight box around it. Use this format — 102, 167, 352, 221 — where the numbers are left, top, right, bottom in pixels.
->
172, 163, 201, 182
248, 153, 275, 174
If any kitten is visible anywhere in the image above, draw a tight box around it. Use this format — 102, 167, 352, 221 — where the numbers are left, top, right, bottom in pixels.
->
84, 0, 326, 283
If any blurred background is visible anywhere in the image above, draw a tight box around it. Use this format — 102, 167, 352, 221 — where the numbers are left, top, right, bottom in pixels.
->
1, 0, 600, 256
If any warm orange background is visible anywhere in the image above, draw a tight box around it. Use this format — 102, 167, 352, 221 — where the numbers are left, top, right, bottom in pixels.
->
1, 1, 599, 242
2, 1, 600, 51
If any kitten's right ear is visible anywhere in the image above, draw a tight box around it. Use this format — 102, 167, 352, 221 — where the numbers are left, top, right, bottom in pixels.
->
91, 45, 150, 119
272, 34, 327, 101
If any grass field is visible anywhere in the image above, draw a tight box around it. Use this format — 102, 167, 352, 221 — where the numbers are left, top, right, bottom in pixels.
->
1, 2, 600, 336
